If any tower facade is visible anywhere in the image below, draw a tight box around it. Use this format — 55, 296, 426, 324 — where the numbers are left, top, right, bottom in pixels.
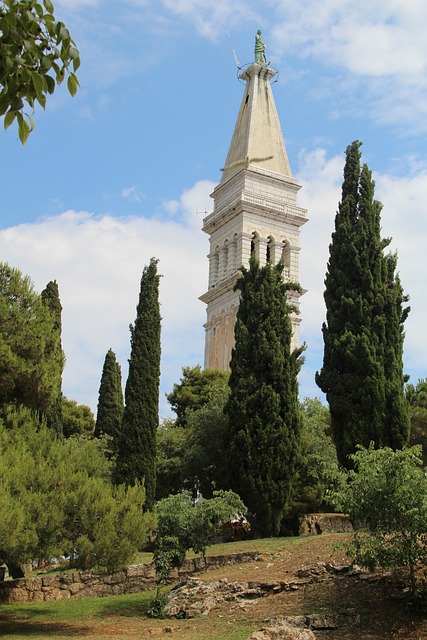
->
200, 43, 308, 370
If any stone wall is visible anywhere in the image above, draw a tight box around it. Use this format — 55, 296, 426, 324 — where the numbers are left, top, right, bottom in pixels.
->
0, 552, 258, 604
298, 513, 353, 536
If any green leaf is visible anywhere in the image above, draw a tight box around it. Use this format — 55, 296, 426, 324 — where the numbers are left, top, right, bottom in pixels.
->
31, 72, 46, 97
4, 109, 16, 131
72, 55, 80, 73
45, 74, 55, 94
43, 0, 55, 14
17, 113, 31, 145
67, 72, 79, 97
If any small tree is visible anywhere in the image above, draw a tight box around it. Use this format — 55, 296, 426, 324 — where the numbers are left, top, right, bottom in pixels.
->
153, 490, 247, 590
329, 444, 427, 599
41, 280, 64, 435
115, 258, 161, 510
95, 348, 124, 454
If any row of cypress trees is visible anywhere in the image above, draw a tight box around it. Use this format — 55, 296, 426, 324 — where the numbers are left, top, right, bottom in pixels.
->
95, 258, 161, 511
94, 141, 410, 536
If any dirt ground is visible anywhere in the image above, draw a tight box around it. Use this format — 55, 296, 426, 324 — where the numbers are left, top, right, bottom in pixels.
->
1, 534, 426, 640
198, 533, 427, 640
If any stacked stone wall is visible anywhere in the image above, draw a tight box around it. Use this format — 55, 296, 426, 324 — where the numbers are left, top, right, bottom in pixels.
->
0, 552, 258, 604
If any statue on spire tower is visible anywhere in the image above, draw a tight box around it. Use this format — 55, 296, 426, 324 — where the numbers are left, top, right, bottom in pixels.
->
254, 29, 267, 65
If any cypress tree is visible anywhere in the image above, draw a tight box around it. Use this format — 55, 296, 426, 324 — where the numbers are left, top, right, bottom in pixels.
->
41, 280, 64, 435
94, 348, 124, 452
225, 258, 304, 537
316, 141, 410, 467
115, 258, 161, 510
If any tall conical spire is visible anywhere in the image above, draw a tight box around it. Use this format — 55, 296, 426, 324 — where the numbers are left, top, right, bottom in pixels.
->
220, 31, 292, 183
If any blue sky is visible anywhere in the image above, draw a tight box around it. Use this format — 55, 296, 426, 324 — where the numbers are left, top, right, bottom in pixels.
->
1, 0, 427, 417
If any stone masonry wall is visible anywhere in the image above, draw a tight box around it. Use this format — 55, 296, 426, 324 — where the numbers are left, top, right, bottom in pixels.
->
0, 552, 258, 604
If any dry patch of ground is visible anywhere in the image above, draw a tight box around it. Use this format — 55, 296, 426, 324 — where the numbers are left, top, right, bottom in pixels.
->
0, 534, 426, 640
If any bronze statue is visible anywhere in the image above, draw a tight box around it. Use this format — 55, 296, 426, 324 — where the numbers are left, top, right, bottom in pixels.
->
254, 29, 267, 65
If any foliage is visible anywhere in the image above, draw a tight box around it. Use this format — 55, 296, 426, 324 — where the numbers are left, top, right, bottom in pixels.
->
0, 0, 80, 144
406, 378, 427, 465
225, 258, 304, 537
167, 365, 229, 428
41, 280, 64, 435
316, 141, 410, 467
0, 406, 152, 574
0, 263, 63, 415
61, 396, 95, 438
115, 258, 161, 510
329, 444, 427, 597
94, 348, 124, 455
153, 490, 246, 587
290, 398, 339, 513
183, 383, 230, 498
155, 418, 188, 500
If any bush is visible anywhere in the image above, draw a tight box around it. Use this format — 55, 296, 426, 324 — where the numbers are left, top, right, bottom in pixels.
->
329, 444, 427, 598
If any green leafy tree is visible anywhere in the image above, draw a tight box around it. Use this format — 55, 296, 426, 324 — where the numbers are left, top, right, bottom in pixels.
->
153, 490, 246, 588
0, 406, 153, 575
290, 398, 339, 513
94, 348, 124, 454
316, 141, 410, 467
183, 383, 230, 498
61, 396, 95, 438
225, 258, 304, 537
329, 444, 427, 599
0, 0, 80, 144
166, 365, 229, 428
0, 263, 62, 415
115, 258, 161, 510
156, 418, 188, 500
406, 378, 427, 465
41, 280, 64, 435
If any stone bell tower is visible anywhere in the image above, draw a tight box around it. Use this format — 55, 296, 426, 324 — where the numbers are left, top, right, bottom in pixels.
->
200, 32, 308, 370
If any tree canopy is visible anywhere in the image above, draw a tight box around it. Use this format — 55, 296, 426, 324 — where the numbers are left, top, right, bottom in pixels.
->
329, 444, 427, 598
115, 258, 161, 510
316, 141, 410, 466
166, 365, 229, 428
0, 406, 152, 574
94, 348, 124, 453
0, 0, 80, 143
225, 258, 304, 536
0, 263, 63, 415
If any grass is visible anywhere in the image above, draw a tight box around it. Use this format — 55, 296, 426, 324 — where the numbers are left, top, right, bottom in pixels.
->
0, 538, 298, 640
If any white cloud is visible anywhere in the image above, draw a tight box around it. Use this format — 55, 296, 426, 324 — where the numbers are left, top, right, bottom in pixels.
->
0, 180, 215, 418
160, 0, 261, 41
295, 146, 427, 398
271, 0, 427, 133
121, 186, 141, 202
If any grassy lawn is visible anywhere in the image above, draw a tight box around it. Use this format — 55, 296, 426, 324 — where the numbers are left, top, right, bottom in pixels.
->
0, 538, 348, 640
0, 538, 299, 640
0, 587, 254, 640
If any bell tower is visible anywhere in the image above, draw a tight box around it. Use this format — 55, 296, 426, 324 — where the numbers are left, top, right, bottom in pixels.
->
200, 32, 308, 370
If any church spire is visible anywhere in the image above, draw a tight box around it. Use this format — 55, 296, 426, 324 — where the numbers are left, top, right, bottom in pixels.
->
220, 31, 293, 183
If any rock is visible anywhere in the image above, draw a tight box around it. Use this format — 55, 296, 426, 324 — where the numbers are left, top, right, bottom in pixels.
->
247, 624, 317, 639
298, 513, 353, 536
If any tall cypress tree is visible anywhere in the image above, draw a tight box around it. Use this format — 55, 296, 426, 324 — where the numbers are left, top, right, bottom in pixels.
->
115, 258, 161, 510
316, 141, 409, 467
225, 258, 304, 537
41, 280, 64, 435
94, 348, 124, 453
